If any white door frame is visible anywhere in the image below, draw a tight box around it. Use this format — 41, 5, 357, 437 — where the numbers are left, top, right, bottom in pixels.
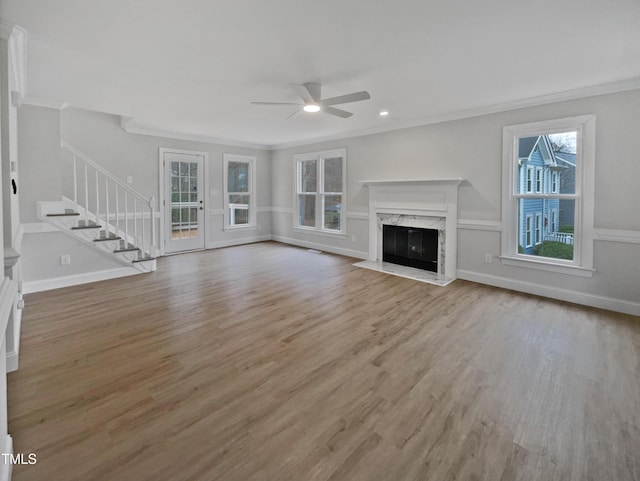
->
158, 147, 209, 256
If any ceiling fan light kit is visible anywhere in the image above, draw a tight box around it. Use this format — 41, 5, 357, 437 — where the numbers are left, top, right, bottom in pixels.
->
252, 82, 371, 119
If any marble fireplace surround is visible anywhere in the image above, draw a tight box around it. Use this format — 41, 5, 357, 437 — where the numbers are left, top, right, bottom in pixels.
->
377, 213, 446, 274
358, 178, 463, 283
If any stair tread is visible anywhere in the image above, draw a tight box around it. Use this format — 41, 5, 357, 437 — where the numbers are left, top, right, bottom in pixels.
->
71, 224, 102, 230
94, 235, 122, 242
47, 212, 80, 217
132, 256, 156, 263
114, 247, 140, 253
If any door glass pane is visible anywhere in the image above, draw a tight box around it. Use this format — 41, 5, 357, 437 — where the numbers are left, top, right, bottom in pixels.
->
181, 177, 190, 193
300, 160, 317, 192
298, 194, 315, 227
518, 198, 574, 260
170, 159, 201, 241
323, 157, 343, 193
323, 195, 342, 230
228, 162, 249, 193
229, 194, 250, 225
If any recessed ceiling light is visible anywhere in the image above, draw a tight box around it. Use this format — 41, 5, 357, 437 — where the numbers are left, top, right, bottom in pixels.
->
379, 110, 389, 116
303, 104, 321, 113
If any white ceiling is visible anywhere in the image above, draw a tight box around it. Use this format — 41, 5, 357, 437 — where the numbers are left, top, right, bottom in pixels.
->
2, 0, 640, 148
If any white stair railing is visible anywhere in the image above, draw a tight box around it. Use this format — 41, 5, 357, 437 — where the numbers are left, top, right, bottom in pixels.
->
61, 140, 157, 258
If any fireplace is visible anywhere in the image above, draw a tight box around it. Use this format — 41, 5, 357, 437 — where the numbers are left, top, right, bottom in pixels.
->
356, 178, 463, 285
383, 225, 438, 272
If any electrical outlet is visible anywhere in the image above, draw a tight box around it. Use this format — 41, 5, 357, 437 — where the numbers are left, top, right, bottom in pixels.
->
61, 254, 71, 265
484, 253, 493, 264
351, 235, 356, 242
126, 176, 133, 184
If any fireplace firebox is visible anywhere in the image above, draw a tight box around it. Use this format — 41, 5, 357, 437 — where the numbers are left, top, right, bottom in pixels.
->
382, 224, 438, 272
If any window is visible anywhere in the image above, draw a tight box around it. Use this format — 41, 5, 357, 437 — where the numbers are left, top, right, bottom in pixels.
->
223, 154, 256, 229
525, 215, 533, 247
550, 209, 557, 232
551, 171, 559, 193
501, 115, 595, 277
535, 213, 542, 244
294, 148, 346, 235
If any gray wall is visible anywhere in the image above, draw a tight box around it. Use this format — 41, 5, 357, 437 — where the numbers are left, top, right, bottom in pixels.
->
21, 231, 123, 281
270, 89, 640, 305
18, 105, 62, 223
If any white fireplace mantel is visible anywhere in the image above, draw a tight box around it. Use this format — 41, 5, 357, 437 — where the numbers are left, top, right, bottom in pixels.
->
361, 177, 464, 280
360, 178, 464, 187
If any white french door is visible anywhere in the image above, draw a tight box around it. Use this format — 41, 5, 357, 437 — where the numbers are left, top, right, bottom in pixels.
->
162, 151, 205, 253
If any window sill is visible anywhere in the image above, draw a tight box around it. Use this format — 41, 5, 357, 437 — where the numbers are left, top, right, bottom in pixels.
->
499, 255, 594, 278
293, 227, 347, 239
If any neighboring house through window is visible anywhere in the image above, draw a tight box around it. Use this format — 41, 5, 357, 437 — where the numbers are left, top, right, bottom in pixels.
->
294, 148, 346, 235
501, 115, 595, 277
223, 154, 256, 229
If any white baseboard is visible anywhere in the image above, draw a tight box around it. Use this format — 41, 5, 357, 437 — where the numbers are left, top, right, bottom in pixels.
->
0, 435, 12, 481
457, 269, 640, 316
272, 235, 368, 260
206, 235, 272, 250
6, 307, 22, 373
6, 352, 18, 374
23, 267, 143, 294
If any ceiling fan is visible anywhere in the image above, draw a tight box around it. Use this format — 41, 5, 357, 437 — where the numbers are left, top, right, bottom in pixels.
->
252, 82, 371, 119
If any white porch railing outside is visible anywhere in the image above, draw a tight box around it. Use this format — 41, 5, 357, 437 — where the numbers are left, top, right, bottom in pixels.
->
545, 232, 574, 245
61, 140, 158, 257
229, 203, 249, 226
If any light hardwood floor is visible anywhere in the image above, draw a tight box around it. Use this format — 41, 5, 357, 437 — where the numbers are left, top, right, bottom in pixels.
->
8, 241, 640, 481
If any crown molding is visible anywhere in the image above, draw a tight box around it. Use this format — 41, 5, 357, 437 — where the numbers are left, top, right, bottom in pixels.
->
120, 119, 270, 151
268, 76, 640, 150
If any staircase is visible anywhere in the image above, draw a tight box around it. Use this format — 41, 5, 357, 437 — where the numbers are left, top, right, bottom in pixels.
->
37, 141, 158, 273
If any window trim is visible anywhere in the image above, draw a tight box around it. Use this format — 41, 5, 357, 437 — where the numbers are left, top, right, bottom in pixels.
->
293, 148, 347, 236
501, 115, 595, 277
223, 153, 256, 230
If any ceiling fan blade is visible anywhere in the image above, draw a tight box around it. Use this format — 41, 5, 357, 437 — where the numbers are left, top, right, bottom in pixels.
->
290, 84, 314, 104
303, 82, 321, 102
286, 109, 301, 119
251, 101, 303, 105
320, 91, 371, 106
323, 106, 353, 118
